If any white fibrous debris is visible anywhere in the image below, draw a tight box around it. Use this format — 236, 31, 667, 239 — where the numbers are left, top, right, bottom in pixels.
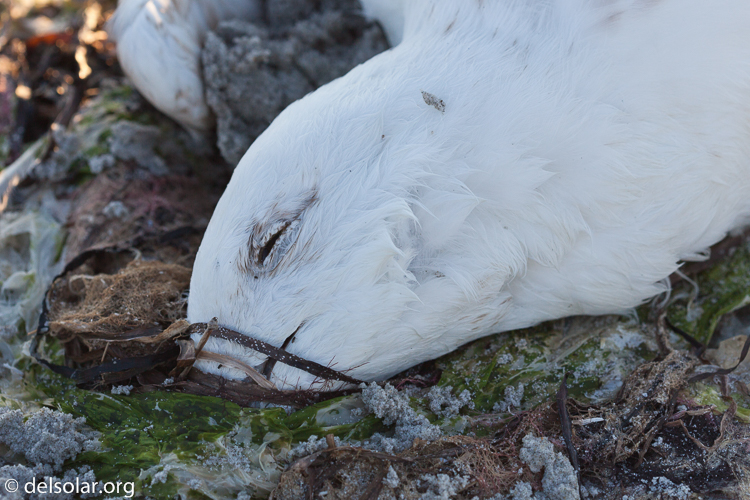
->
88, 153, 115, 174
509, 481, 534, 500
493, 383, 525, 413
0, 465, 99, 499
496, 353, 514, 365
201, 429, 272, 473
0, 407, 99, 471
111, 384, 134, 395
359, 382, 442, 453
515, 339, 528, 349
426, 386, 474, 418
648, 477, 691, 499
108, 121, 168, 175
102, 200, 129, 219
288, 434, 343, 461
383, 465, 399, 489
419, 473, 470, 500
151, 465, 174, 485
517, 434, 579, 500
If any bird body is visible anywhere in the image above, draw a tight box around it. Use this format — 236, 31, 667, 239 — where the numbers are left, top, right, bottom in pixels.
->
108, 0, 262, 133
116, 0, 750, 389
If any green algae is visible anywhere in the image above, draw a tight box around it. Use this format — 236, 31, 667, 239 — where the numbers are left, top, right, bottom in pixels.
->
436, 316, 658, 414
686, 383, 750, 424
18, 365, 387, 499
667, 242, 750, 345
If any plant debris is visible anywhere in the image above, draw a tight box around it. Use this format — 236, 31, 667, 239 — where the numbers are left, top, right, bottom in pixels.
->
271, 318, 750, 499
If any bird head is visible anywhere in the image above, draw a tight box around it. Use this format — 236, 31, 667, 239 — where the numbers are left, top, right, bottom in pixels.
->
187, 62, 432, 390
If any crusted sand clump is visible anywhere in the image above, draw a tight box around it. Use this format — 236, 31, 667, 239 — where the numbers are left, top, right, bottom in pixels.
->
0, 465, 99, 499
0, 407, 100, 499
491, 481, 534, 500
419, 473, 470, 499
202, 0, 389, 165
0, 407, 99, 471
383, 465, 399, 488
493, 383, 525, 413
426, 385, 474, 418
288, 434, 344, 461
518, 435, 579, 500
359, 382, 442, 453
510, 481, 535, 500
647, 477, 692, 499
111, 384, 134, 395
485, 435, 578, 500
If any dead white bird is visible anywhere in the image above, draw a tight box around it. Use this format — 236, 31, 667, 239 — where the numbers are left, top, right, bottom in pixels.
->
111, 0, 750, 390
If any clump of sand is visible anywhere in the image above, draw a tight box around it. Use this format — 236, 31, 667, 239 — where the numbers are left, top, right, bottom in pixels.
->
0, 407, 101, 499
202, 0, 389, 165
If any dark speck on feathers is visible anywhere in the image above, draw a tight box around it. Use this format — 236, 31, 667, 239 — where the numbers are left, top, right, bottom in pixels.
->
421, 91, 446, 113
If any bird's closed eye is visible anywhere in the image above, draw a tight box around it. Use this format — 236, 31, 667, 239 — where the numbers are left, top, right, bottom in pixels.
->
258, 221, 291, 266
243, 218, 302, 276
242, 190, 317, 276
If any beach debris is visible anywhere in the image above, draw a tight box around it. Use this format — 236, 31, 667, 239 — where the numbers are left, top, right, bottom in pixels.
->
0, 406, 100, 499
0, 406, 98, 471
359, 382, 443, 453
0, 211, 63, 334
202, 0, 389, 165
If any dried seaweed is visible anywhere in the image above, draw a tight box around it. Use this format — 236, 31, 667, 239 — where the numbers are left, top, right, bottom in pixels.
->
271, 322, 750, 499
556, 373, 580, 486
30, 247, 363, 407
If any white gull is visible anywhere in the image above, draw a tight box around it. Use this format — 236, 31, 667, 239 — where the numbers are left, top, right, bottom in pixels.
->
111, 0, 750, 390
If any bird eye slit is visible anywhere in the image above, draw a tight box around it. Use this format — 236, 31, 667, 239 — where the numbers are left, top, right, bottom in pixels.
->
258, 222, 291, 265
